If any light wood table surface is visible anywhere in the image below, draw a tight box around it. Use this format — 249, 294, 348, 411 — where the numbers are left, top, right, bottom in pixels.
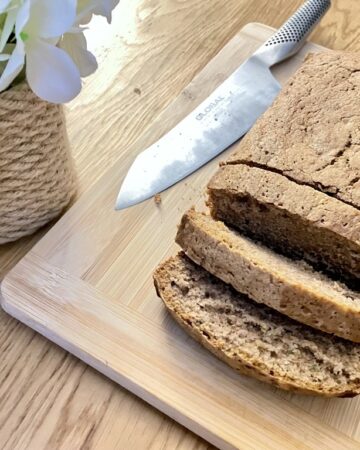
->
1, 1, 359, 449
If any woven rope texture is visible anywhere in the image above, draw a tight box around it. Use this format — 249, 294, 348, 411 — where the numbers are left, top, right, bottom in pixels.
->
0, 83, 76, 244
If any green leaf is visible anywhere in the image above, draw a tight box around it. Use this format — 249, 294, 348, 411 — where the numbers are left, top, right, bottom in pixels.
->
20, 31, 29, 41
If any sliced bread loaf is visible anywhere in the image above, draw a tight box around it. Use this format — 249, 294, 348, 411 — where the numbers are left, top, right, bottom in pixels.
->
207, 164, 360, 285
176, 209, 360, 342
225, 52, 360, 209
154, 253, 360, 397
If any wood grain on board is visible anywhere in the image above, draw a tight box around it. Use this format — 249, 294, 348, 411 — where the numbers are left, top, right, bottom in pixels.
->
1, 1, 360, 449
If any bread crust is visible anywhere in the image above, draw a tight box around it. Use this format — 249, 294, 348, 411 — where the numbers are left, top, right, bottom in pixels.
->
226, 52, 360, 209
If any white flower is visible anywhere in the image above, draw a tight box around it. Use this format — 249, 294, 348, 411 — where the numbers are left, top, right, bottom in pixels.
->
60, 28, 98, 77
0, 0, 120, 103
58, 0, 101, 79
0, 0, 82, 103
59, 0, 120, 79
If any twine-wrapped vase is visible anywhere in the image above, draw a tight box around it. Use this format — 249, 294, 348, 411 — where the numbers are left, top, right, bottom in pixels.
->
0, 82, 77, 244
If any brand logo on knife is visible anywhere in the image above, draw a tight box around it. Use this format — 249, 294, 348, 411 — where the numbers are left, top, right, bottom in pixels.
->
196, 96, 225, 120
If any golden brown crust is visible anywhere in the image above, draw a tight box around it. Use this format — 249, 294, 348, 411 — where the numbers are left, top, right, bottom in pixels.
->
226, 51, 360, 209
176, 209, 360, 342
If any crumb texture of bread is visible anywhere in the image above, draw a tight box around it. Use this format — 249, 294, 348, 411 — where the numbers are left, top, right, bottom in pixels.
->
153, 253, 360, 397
208, 164, 360, 284
176, 209, 360, 342
226, 52, 360, 209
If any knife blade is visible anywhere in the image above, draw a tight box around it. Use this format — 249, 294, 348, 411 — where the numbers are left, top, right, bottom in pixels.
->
116, 0, 331, 210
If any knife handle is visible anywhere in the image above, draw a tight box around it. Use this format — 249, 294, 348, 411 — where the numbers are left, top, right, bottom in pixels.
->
254, 0, 331, 67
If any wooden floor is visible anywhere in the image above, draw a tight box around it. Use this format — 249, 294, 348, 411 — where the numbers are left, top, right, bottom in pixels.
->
1, 1, 359, 448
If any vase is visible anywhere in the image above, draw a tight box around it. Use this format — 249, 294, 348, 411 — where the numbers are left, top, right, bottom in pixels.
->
0, 82, 77, 244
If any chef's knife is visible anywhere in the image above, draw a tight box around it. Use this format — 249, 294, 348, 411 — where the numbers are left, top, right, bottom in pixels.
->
116, 0, 330, 210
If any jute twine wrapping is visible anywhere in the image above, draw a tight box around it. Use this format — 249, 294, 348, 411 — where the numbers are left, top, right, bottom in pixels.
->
0, 82, 77, 244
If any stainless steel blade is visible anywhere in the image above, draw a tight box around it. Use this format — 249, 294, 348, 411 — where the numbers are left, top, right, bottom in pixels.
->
116, 0, 331, 209
116, 57, 280, 209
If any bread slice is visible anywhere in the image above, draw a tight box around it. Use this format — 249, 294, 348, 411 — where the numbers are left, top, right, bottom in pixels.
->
207, 164, 360, 285
154, 253, 360, 397
226, 52, 360, 209
176, 209, 360, 342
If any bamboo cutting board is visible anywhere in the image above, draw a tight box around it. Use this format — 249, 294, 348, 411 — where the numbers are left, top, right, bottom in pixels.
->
1, 23, 359, 450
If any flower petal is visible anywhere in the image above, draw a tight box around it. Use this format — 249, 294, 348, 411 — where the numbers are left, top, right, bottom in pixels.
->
15, 0, 30, 35
26, 38, 81, 103
0, 39, 24, 91
25, 0, 77, 39
60, 32, 97, 77
0, 7, 17, 52
0, 0, 12, 12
